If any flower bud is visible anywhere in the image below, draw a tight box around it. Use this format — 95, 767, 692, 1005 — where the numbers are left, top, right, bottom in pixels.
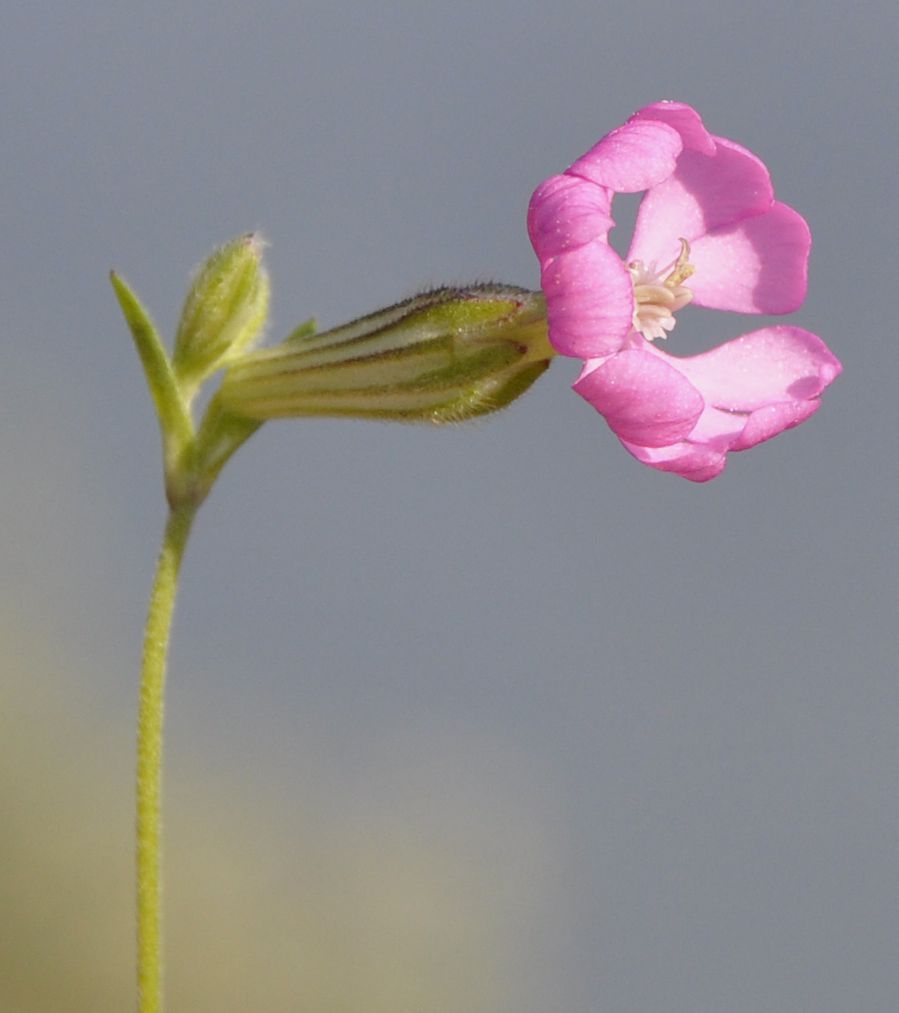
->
218, 286, 553, 424
172, 234, 270, 395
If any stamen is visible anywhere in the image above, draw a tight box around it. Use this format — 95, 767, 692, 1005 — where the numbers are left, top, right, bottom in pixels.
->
627, 238, 694, 342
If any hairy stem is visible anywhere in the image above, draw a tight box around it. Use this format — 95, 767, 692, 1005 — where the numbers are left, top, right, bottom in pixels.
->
136, 505, 196, 1013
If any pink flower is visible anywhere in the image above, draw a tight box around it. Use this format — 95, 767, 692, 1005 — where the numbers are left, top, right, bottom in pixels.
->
528, 101, 841, 481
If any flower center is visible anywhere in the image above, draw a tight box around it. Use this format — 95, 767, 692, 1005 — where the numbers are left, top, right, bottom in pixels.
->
627, 238, 695, 342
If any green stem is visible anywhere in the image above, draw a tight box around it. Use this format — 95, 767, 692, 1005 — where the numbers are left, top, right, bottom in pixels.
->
136, 505, 197, 1013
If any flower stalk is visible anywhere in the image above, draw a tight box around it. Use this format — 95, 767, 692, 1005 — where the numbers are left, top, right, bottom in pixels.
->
113, 238, 274, 1012
113, 238, 553, 1012
135, 504, 196, 1013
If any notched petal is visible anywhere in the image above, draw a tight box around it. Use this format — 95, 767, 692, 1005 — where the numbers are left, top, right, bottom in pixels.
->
628, 138, 774, 266
620, 438, 728, 482
629, 101, 717, 155
673, 326, 842, 411
689, 201, 811, 313
573, 348, 704, 447
539, 241, 633, 358
732, 399, 821, 450
567, 119, 683, 193
528, 174, 615, 259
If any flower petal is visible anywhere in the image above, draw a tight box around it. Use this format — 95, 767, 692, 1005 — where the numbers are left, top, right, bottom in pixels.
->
673, 326, 842, 411
574, 348, 704, 447
732, 399, 821, 450
688, 201, 811, 313
620, 439, 728, 482
629, 101, 717, 155
628, 137, 774, 268
568, 119, 683, 193
539, 242, 633, 358
527, 173, 615, 258
687, 404, 750, 447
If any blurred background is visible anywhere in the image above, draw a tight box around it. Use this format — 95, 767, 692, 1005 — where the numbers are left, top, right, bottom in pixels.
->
2, 1, 896, 1010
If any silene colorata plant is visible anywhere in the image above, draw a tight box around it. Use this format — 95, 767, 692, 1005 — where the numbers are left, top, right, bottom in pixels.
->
113, 100, 841, 1011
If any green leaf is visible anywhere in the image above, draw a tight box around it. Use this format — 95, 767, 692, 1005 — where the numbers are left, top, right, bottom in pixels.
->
110, 271, 193, 451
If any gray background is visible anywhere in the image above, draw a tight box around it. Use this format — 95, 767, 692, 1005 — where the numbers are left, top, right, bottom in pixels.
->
2, 1, 897, 1010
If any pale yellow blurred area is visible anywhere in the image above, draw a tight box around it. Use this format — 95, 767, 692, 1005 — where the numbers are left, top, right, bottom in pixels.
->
1, 622, 547, 1012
